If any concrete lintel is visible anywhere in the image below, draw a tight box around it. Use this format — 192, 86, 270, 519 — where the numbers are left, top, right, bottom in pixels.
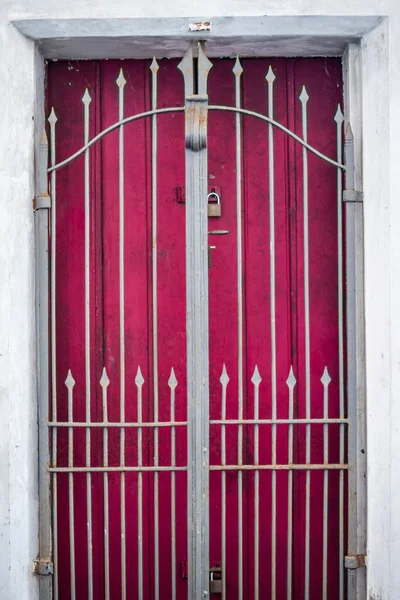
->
12, 16, 382, 58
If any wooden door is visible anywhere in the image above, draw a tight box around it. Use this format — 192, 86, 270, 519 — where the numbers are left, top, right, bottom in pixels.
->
47, 52, 345, 600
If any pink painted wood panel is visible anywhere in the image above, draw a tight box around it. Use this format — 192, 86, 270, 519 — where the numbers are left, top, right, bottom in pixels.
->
47, 55, 343, 599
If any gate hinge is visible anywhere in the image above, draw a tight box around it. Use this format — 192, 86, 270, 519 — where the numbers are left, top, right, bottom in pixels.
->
33, 559, 54, 576
343, 189, 363, 203
33, 193, 51, 211
344, 554, 366, 569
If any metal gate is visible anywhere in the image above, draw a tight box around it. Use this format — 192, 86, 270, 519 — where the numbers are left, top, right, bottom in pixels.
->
35, 42, 366, 599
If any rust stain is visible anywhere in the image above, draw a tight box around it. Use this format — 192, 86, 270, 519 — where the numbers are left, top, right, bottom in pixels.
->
188, 21, 212, 32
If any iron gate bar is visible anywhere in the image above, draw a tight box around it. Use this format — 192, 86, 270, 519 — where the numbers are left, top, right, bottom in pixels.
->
48, 465, 347, 472
46, 420, 188, 427
47, 418, 347, 426
286, 367, 296, 600
100, 369, 110, 600
135, 366, 145, 598
300, 84, 312, 600
178, 41, 213, 600
35, 128, 52, 600
345, 122, 367, 597
169, 368, 178, 600
322, 367, 332, 600
233, 55, 245, 600
220, 365, 229, 599
82, 87, 94, 600
48, 106, 59, 600
266, 64, 278, 600
251, 366, 261, 600
47, 108, 346, 174
150, 56, 160, 600
335, 103, 346, 600
65, 371, 76, 599
116, 67, 128, 600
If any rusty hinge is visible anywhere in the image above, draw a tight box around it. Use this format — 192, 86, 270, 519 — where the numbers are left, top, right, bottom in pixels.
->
343, 189, 363, 203
33, 193, 51, 211
33, 559, 54, 576
344, 554, 366, 569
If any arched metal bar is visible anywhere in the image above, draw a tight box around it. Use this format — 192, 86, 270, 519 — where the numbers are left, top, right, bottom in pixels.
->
48, 104, 345, 173
48, 107, 185, 172
209, 106, 346, 170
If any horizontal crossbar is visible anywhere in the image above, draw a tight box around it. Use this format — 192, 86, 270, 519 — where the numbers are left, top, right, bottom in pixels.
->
47, 420, 187, 428
48, 463, 348, 473
47, 418, 347, 428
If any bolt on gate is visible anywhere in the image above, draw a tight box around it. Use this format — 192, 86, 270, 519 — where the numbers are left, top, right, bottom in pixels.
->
35, 42, 366, 599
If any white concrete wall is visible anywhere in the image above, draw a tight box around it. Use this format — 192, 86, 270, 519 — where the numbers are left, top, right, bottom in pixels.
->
0, 5, 40, 600
388, 12, 400, 600
2, 1, 400, 599
361, 20, 391, 598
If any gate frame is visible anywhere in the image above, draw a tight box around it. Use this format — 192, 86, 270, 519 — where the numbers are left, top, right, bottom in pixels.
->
15, 14, 372, 600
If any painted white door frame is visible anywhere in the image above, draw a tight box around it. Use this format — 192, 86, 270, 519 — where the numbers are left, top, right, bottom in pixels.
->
5, 10, 395, 600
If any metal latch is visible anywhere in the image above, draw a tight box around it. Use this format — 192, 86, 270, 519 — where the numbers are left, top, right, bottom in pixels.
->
33, 193, 51, 211
344, 554, 366, 569
33, 559, 54, 576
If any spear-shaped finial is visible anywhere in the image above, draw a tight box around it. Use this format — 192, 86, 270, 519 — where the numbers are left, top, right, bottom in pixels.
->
299, 85, 309, 105
135, 366, 144, 387
82, 88, 92, 105
265, 65, 276, 84
251, 365, 262, 386
219, 364, 230, 386
286, 366, 297, 389
116, 68, 127, 89
233, 56, 243, 78
168, 367, 178, 390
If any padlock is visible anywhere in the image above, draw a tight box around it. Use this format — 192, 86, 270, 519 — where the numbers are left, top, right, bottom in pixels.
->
207, 191, 221, 217
209, 566, 222, 594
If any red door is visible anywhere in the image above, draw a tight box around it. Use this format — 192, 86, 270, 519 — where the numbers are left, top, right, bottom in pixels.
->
47, 51, 345, 599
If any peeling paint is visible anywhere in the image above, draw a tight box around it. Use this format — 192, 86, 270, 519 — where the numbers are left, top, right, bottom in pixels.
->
188, 21, 212, 32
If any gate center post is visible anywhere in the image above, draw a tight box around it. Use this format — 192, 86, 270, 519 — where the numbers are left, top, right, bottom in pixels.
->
179, 42, 212, 599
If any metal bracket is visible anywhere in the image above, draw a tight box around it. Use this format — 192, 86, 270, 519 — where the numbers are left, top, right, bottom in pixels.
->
184, 95, 208, 152
33, 193, 51, 211
343, 189, 363, 203
344, 554, 366, 569
33, 559, 54, 576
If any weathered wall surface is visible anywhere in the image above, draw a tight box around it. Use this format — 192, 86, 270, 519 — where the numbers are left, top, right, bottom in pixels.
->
0, 5, 41, 599
1, 1, 400, 599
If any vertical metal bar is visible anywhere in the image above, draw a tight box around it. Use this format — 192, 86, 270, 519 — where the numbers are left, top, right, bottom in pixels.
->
116, 68, 127, 600
101, 368, 111, 600
251, 367, 262, 600
169, 369, 178, 600
150, 57, 160, 600
220, 365, 229, 600
233, 55, 244, 600
178, 42, 212, 599
48, 107, 59, 600
334, 105, 345, 600
36, 126, 52, 600
299, 86, 311, 600
321, 368, 332, 600
135, 367, 145, 600
343, 46, 367, 600
266, 65, 277, 600
65, 371, 76, 599
344, 122, 366, 600
286, 366, 296, 600
82, 88, 94, 600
